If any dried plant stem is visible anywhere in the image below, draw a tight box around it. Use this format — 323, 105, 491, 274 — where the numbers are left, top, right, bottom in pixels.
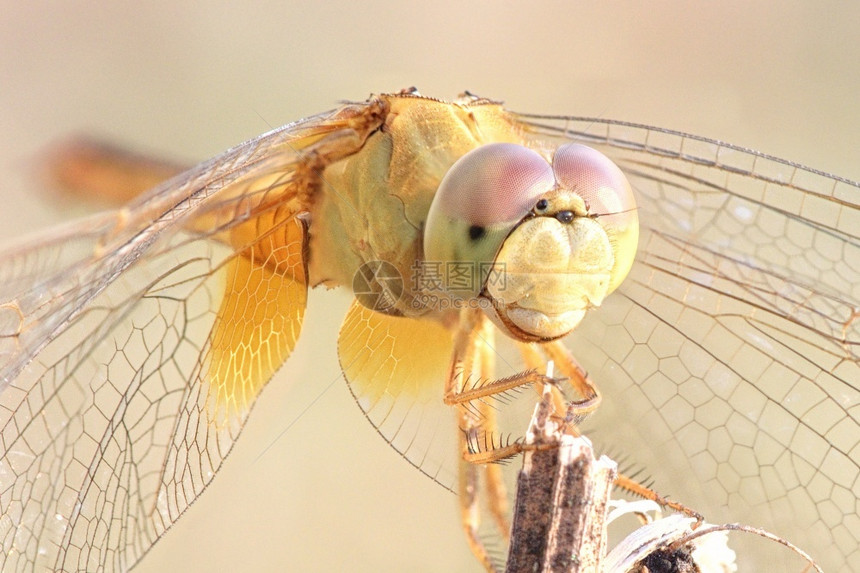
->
505, 385, 617, 573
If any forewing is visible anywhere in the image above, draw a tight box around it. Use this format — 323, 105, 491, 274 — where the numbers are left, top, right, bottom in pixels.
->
518, 114, 859, 570
0, 102, 377, 571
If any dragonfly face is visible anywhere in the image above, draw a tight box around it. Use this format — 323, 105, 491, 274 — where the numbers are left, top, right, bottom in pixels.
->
424, 142, 639, 340
0, 91, 857, 572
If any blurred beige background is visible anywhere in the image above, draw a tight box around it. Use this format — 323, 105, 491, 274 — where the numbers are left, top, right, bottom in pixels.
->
0, 2, 857, 572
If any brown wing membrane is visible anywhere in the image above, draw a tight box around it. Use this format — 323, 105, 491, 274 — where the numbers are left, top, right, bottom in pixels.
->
516, 114, 859, 571
0, 100, 383, 571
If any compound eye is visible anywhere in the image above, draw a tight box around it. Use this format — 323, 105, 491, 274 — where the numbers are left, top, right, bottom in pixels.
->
424, 143, 555, 298
552, 143, 637, 230
552, 143, 639, 293
430, 143, 555, 228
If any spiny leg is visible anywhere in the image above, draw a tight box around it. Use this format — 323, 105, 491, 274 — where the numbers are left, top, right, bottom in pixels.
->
614, 474, 704, 524
449, 322, 704, 573
445, 310, 611, 570
477, 321, 511, 544
444, 333, 558, 422
452, 338, 601, 436
445, 337, 558, 465
450, 308, 499, 571
543, 340, 602, 430
446, 310, 566, 570
517, 343, 574, 428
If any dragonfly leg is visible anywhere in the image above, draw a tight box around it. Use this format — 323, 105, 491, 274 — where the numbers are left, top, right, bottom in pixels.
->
445, 342, 601, 458
449, 309, 502, 570
444, 309, 552, 459
478, 337, 512, 542
542, 340, 602, 425
458, 438, 501, 573
444, 309, 610, 570
445, 309, 565, 569
614, 473, 704, 524
518, 343, 578, 429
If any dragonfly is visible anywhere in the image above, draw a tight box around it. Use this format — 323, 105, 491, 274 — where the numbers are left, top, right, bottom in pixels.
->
0, 90, 857, 572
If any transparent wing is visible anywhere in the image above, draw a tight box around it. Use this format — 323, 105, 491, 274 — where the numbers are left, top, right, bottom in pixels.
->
0, 101, 381, 571
0, 107, 328, 383
517, 114, 859, 571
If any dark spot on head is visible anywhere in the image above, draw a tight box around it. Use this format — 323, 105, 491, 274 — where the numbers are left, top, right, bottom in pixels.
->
535, 198, 549, 211
556, 211, 574, 224
468, 225, 486, 240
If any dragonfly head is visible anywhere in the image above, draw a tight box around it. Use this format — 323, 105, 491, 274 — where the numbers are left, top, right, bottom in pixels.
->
424, 142, 638, 341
